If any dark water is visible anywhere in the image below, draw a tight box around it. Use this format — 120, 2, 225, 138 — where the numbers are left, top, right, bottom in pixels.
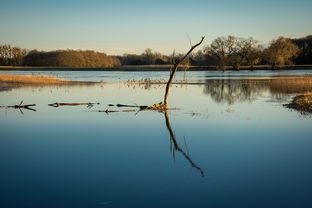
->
1, 70, 312, 208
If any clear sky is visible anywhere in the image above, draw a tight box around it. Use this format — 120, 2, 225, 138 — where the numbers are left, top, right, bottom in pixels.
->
1, 0, 311, 55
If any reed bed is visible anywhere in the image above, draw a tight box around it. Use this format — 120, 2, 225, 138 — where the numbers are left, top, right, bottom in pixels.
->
0, 73, 68, 84
269, 77, 312, 94
285, 92, 312, 113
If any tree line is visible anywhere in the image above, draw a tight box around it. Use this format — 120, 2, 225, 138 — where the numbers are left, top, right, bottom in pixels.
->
1, 35, 311, 69
118, 35, 311, 69
0, 48, 121, 67
203, 36, 300, 70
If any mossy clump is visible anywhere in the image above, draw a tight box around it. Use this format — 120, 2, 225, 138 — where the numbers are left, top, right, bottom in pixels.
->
285, 92, 312, 114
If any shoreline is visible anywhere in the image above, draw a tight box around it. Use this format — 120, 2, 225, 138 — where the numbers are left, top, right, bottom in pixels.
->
1, 65, 312, 71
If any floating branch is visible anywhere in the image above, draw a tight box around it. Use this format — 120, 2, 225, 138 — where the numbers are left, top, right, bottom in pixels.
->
0, 101, 36, 111
48, 102, 100, 108
116, 104, 149, 110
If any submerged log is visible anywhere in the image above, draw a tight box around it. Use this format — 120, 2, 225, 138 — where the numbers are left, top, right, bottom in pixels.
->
48, 102, 99, 108
116, 104, 149, 110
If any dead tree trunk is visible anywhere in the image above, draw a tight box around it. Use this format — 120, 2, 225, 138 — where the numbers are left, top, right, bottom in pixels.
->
163, 36, 205, 105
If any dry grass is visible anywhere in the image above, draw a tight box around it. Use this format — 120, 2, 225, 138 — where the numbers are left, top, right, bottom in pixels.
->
269, 77, 312, 94
0, 73, 99, 92
0, 73, 68, 84
285, 92, 312, 113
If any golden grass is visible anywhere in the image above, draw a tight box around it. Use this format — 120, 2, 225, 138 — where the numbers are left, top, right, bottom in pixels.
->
285, 92, 312, 113
269, 77, 312, 94
0, 73, 68, 84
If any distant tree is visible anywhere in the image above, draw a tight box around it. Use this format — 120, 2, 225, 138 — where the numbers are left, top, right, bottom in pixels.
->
264, 37, 299, 69
245, 45, 263, 70
292, 35, 312, 65
154, 52, 169, 65
190, 50, 206, 66
142, 48, 155, 65
119, 54, 144, 65
0, 44, 27, 66
228, 37, 258, 70
24, 49, 120, 67
175, 53, 190, 70
204, 36, 237, 70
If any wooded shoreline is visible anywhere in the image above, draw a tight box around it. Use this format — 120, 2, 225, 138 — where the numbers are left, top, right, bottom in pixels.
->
1, 65, 312, 71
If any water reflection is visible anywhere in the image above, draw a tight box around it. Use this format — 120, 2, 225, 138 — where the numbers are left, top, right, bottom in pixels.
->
164, 110, 205, 177
203, 77, 312, 104
203, 79, 266, 104
1, 73, 312, 207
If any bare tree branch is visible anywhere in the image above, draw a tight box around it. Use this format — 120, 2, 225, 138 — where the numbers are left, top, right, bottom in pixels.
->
164, 36, 205, 105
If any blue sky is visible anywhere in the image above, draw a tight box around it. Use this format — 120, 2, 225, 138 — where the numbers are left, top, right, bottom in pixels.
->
1, 0, 311, 55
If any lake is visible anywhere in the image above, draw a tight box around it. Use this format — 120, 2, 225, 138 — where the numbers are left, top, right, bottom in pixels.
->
1, 70, 312, 208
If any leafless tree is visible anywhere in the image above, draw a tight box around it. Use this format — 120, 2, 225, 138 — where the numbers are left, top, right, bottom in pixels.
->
163, 36, 205, 106
263, 36, 299, 69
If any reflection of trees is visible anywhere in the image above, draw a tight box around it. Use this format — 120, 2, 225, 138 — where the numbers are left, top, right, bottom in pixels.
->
203, 79, 267, 104
203, 77, 312, 105
163, 110, 204, 177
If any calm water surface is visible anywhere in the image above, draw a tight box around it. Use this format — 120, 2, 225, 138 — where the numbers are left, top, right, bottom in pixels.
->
1, 70, 312, 208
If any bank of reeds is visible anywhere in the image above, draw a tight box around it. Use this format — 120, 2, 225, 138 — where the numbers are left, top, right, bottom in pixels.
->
285, 92, 312, 113
0, 73, 99, 92
0, 73, 69, 84
269, 77, 312, 94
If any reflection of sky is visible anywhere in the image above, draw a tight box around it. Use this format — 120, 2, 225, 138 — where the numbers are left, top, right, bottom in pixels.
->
1, 76, 312, 207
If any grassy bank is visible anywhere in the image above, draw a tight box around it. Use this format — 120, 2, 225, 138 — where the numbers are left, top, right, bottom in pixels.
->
1, 65, 312, 71
0, 73, 70, 84
0, 73, 97, 84
285, 92, 312, 114
0, 73, 98, 92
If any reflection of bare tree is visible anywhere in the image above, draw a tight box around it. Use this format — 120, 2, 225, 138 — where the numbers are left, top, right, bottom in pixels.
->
164, 110, 205, 177
203, 79, 267, 104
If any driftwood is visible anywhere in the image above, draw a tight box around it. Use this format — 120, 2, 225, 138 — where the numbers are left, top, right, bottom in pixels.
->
0, 101, 36, 112
48, 102, 99, 108
116, 104, 149, 110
